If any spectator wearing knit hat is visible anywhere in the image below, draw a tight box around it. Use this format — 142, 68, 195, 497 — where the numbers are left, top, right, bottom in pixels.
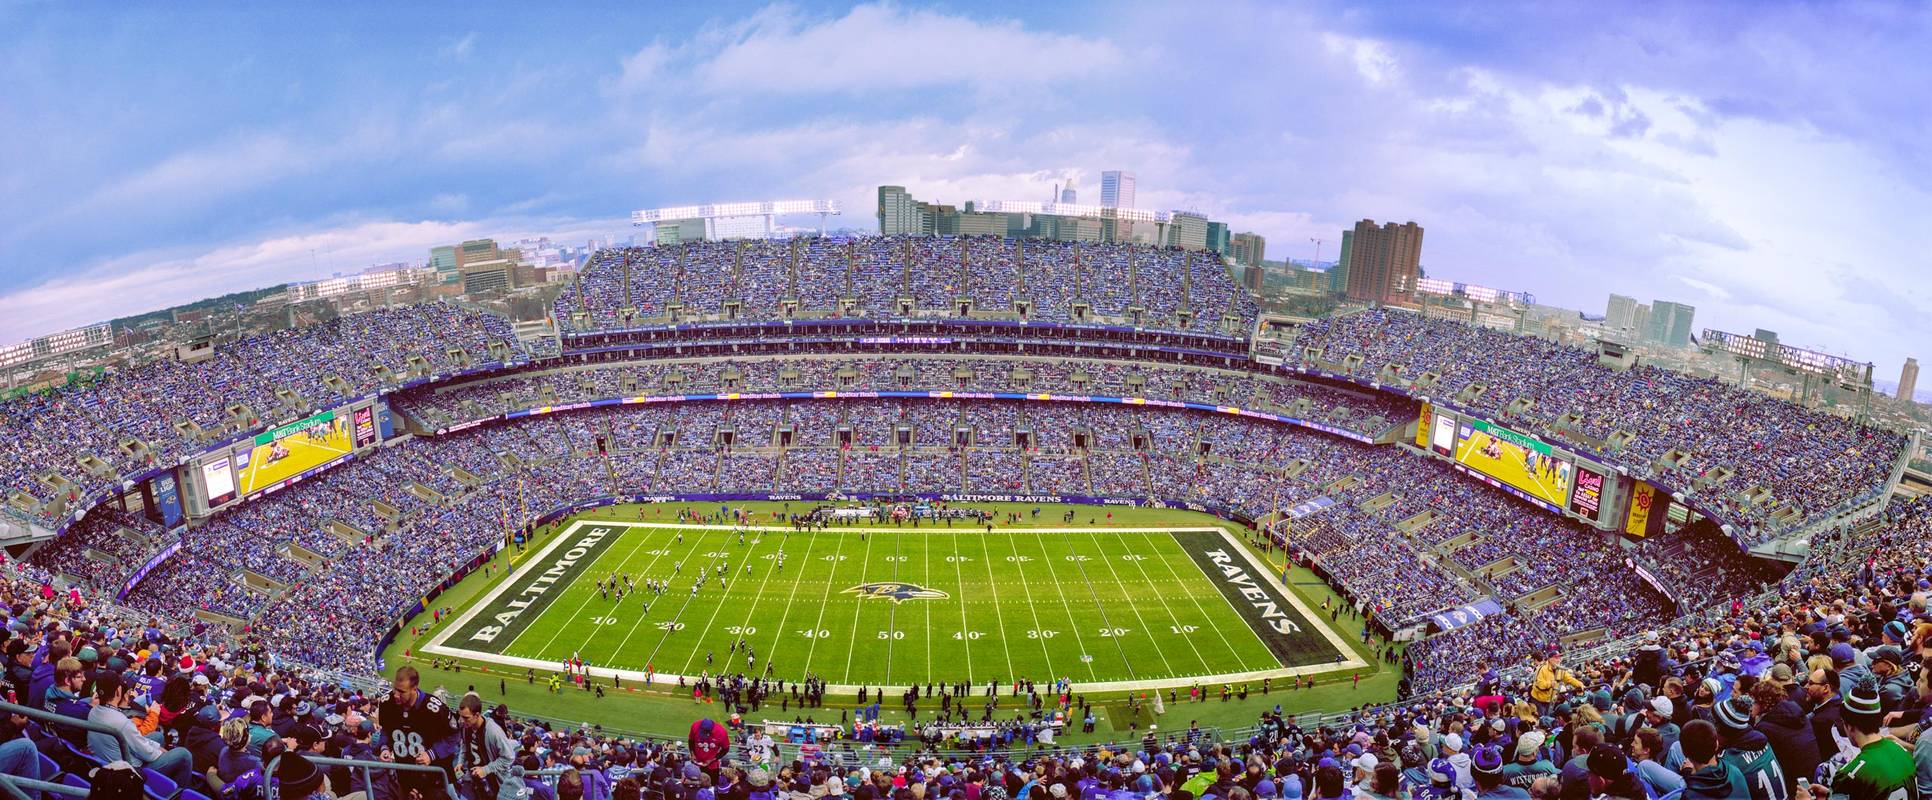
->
1711, 695, 1785, 800
1820, 683, 1915, 800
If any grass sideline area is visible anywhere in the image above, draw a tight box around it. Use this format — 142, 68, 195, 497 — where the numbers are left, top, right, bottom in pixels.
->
381, 501, 1404, 743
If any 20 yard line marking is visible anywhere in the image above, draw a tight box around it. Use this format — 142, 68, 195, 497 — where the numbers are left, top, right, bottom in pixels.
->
674, 529, 772, 675
605, 529, 700, 667
640, 531, 733, 673
1108, 531, 1214, 673
1083, 530, 1175, 676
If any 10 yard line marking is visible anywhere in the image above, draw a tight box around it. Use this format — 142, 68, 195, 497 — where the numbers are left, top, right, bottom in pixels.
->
513, 526, 658, 660
1134, 531, 1252, 664
1108, 531, 1214, 673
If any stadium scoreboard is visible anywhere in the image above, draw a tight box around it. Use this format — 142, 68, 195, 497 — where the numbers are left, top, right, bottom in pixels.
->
182, 398, 391, 515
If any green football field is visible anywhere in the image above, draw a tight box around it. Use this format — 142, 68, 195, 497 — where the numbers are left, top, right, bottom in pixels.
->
424, 520, 1363, 690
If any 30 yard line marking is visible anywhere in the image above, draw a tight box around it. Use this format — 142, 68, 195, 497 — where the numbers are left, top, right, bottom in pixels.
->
985, 530, 1057, 681
718, 529, 783, 674
1026, 533, 1099, 682
758, 526, 821, 678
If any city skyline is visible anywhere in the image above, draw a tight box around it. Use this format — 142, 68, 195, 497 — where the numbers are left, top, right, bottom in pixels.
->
2, 2, 1927, 375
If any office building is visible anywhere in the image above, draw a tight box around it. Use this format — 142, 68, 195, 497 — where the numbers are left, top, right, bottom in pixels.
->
456, 239, 500, 267
1606, 294, 1638, 329
1241, 265, 1263, 293
1060, 186, 1077, 204
1331, 230, 1353, 296
429, 246, 458, 285
1206, 221, 1231, 257
1631, 304, 1651, 339
1644, 300, 1696, 348
1099, 171, 1135, 208
1166, 212, 1208, 252
877, 185, 930, 236
1900, 358, 1920, 403
1342, 219, 1423, 305
1230, 232, 1267, 268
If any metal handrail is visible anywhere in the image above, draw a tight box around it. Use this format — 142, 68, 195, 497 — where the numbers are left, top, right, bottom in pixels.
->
0, 775, 89, 800
0, 699, 152, 761
264, 753, 462, 800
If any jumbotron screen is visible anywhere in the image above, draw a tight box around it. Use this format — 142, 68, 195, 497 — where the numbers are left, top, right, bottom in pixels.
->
1454, 418, 1573, 507
233, 410, 354, 495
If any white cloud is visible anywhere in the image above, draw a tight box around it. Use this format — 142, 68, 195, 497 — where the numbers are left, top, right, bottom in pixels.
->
441, 32, 477, 61
1320, 32, 1401, 87
612, 3, 1123, 97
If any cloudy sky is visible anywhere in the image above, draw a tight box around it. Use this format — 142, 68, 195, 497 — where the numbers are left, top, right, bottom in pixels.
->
2, 2, 1927, 378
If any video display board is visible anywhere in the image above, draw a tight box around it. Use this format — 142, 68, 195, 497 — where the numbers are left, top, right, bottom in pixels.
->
1569, 465, 1606, 521
1454, 418, 1573, 507
1431, 412, 1458, 456
200, 457, 236, 507
234, 410, 354, 496
353, 405, 377, 448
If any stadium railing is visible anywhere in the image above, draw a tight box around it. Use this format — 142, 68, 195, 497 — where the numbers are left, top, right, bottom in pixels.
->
263, 752, 461, 800
0, 699, 192, 800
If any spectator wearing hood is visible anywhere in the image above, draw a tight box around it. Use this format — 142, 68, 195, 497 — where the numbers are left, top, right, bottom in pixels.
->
1747, 680, 1818, 797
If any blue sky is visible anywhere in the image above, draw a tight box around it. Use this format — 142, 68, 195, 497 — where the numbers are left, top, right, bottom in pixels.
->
2, 1, 1928, 379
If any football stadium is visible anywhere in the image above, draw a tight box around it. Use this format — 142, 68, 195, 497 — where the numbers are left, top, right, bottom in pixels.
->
5, 7, 1931, 800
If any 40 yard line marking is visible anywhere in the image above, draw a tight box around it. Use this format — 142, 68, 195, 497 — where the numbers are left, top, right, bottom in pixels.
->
949, 531, 982, 683
799, 530, 853, 680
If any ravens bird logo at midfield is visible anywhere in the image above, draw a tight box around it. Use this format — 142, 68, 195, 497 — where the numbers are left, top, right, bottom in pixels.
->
843, 582, 950, 603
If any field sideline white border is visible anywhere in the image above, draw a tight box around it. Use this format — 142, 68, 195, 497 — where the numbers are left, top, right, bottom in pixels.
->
421, 521, 1369, 692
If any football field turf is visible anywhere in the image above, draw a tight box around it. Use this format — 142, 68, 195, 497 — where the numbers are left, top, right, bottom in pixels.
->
424, 521, 1364, 691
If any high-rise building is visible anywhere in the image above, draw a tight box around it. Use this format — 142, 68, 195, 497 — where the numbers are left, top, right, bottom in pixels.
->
1331, 230, 1353, 296
1205, 221, 1231, 256
1230, 232, 1267, 268
1166, 212, 1209, 251
1631, 304, 1651, 339
877, 185, 929, 236
1060, 186, 1077, 204
1644, 300, 1696, 348
457, 239, 500, 267
1099, 171, 1135, 208
1606, 294, 1638, 329
1342, 220, 1423, 305
1900, 358, 1920, 403
1241, 265, 1263, 293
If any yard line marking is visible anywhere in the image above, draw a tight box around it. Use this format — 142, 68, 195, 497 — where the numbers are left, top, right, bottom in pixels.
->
641, 531, 732, 672
972, 531, 1020, 682
1026, 533, 1100, 682
883, 530, 902, 686
1108, 531, 1215, 673
718, 528, 784, 675
1083, 530, 1176, 676
921, 529, 934, 683
674, 529, 771, 675
986, 531, 1057, 682
1136, 531, 1257, 665
838, 527, 876, 683
800, 531, 853, 678
1060, 534, 1149, 680
757, 527, 820, 679
607, 529, 700, 666
949, 531, 982, 682
517, 525, 662, 660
